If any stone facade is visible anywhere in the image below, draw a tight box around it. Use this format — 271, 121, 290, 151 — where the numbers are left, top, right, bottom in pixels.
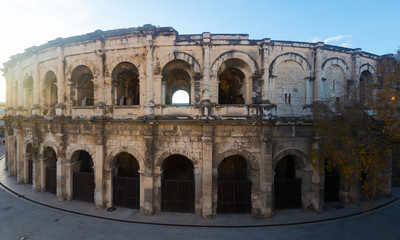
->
2, 25, 380, 218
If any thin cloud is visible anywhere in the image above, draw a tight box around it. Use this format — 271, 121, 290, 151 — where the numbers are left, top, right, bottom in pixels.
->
310, 34, 352, 47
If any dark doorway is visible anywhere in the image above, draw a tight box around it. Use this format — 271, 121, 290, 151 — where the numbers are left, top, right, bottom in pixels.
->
324, 168, 339, 203
274, 156, 301, 209
72, 151, 95, 202
26, 143, 33, 184
112, 152, 140, 209
161, 155, 195, 213
217, 155, 251, 213
44, 147, 57, 194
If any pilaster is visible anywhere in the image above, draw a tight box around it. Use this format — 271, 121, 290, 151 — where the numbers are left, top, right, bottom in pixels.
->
261, 39, 271, 101
144, 35, 154, 116
313, 42, 324, 102
16, 129, 24, 184
202, 32, 211, 101
201, 124, 213, 218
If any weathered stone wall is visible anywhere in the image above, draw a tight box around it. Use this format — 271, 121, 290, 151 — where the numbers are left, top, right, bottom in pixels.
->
3, 25, 381, 219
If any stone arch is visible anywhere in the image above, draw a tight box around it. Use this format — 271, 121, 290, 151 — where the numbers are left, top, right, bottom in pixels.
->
322, 57, 351, 79
213, 149, 261, 216
211, 50, 259, 75
39, 64, 58, 82
108, 55, 145, 77
106, 146, 145, 171
156, 149, 200, 169
359, 63, 376, 80
214, 149, 259, 171
273, 149, 310, 170
161, 51, 201, 75
65, 58, 98, 80
23, 139, 33, 153
269, 52, 312, 77
41, 141, 59, 157
66, 145, 95, 164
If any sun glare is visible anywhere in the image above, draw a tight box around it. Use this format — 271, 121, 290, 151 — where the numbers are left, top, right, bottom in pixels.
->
172, 90, 189, 104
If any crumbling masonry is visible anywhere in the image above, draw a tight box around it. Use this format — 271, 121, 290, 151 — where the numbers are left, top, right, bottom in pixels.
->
2, 25, 382, 218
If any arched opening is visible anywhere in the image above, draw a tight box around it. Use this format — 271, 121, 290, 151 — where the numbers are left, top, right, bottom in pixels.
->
71, 150, 94, 202
161, 154, 194, 213
217, 155, 251, 213
162, 60, 192, 105
172, 90, 190, 104
359, 70, 373, 106
70, 65, 94, 106
112, 62, 140, 106
274, 155, 301, 209
42, 71, 58, 115
324, 167, 340, 203
26, 143, 33, 184
43, 147, 57, 194
218, 67, 246, 104
112, 152, 140, 209
23, 76, 34, 111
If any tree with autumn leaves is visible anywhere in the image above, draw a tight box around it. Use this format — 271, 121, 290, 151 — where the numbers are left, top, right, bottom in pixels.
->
312, 50, 400, 201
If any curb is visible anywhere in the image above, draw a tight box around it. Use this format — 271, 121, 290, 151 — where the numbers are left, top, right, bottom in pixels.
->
0, 154, 398, 228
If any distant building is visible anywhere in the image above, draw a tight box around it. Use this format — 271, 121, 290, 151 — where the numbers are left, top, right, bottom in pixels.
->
2, 25, 390, 219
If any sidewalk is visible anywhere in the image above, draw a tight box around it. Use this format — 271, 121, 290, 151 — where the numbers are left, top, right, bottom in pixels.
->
0, 154, 397, 228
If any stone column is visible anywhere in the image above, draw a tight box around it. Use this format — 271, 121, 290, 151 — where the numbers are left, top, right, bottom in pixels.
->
311, 135, 324, 213
194, 167, 203, 215
32, 54, 40, 115
143, 133, 155, 215
144, 36, 154, 116
16, 129, 24, 184
32, 154, 41, 192
39, 159, 46, 192
94, 145, 105, 208
4, 130, 8, 170
56, 46, 66, 116
17, 62, 24, 114
56, 158, 66, 201
313, 42, 324, 102
66, 161, 80, 200
260, 134, 273, 217
351, 48, 362, 99
260, 39, 271, 101
95, 43, 105, 105
202, 32, 211, 101
201, 125, 213, 218
104, 77, 113, 105
161, 80, 166, 105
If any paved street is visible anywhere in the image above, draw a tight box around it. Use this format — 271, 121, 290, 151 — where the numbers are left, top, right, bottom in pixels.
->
0, 166, 399, 239
0, 186, 399, 240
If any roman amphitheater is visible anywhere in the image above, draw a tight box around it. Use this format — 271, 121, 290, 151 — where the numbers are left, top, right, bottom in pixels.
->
2, 24, 384, 218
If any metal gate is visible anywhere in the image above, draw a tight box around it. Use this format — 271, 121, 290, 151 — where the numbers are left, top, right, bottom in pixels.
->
162, 180, 194, 213
324, 172, 339, 202
218, 180, 251, 213
28, 160, 33, 184
73, 171, 94, 202
45, 166, 56, 194
274, 178, 301, 209
113, 176, 140, 209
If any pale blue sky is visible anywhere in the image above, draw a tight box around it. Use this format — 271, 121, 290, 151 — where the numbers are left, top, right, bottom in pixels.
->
0, 0, 399, 102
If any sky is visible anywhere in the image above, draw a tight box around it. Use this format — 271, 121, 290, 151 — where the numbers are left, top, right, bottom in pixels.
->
0, 0, 399, 103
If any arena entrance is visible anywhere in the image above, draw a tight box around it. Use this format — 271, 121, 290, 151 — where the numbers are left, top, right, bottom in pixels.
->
274, 155, 301, 209
44, 147, 57, 194
161, 155, 195, 213
112, 152, 140, 209
26, 143, 33, 184
72, 151, 94, 202
324, 168, 340, 203
217, 155, 251, 213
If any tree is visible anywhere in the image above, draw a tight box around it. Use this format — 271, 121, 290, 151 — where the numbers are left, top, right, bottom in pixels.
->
312, 50, 400, 201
